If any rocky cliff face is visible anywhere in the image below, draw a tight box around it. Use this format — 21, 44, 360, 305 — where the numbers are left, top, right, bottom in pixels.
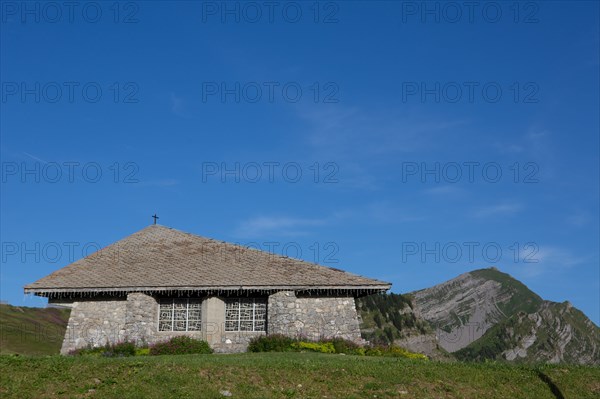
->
360, 267, 599, 365
456, 300, 600, 364
529, 301, 599, 364
409, 267, 543, 352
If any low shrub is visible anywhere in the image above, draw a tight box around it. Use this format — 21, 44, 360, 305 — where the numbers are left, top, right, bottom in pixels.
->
135, 347, 150, 356
331, 338, 361, 355
291, 341, 335, 354
248, 334, 295, 352
149, 336, 213, 356
246, 335, 427, 360
364, 347, 384, 357
354, 347, 366, 356
68, 346, 104, 356
106, 341, 136, 357
385, 345, 428, 360
69, 341, 137, 357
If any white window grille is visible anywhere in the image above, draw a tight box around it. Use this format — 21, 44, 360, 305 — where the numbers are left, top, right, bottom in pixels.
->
225, 298, 267, 332
158, 298, 202, 332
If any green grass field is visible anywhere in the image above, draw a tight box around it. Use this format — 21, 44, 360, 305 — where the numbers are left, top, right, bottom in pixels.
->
1, 352, 598, 398
1, 304, 598, 398
0, 304, 69, 355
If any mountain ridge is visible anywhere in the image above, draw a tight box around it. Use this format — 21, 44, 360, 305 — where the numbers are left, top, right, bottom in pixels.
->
395, 267, 598, 364
408, 267, 546, 352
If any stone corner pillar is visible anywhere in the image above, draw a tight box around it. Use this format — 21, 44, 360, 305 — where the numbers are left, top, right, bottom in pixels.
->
124, 292, 157, 346
203, 296, 225, 345
267, 291, 297, 336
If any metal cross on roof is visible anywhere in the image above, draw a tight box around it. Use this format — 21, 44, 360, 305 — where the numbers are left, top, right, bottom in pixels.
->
152, 214, 159, 224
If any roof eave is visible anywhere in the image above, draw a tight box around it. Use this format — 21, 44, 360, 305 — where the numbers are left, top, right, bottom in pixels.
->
24, 284, 392, 296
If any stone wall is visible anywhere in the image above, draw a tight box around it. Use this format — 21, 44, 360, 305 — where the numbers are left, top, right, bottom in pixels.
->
268, 291, 363, 343
57, 293, 204, 353
122, 293, 206, 346
56, 291, 363, 354
124, 292, 156, 345
59, 297, 128, 354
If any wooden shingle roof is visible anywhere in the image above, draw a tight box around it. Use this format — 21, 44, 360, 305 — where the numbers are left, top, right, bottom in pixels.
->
24, 225, 391, 296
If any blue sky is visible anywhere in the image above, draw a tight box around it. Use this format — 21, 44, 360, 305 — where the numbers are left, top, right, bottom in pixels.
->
1, 1, 598, 324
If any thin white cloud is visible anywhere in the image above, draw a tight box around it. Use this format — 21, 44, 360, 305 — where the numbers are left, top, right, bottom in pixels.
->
494, 129, 552, 160
296, 104, 468, 191
298, 104, 468, 161
471, 203, 523, 218
22, 152, 47, 164
334, 162, 382, 190
364, 201, 425, 224
424, 185, 465, 196
233, 201, 423, 238
233, 216, 327, 238
515, 246, 590, 278
493, 142, 525, 154
566, 212, 591, 227
534, 247, 587, 267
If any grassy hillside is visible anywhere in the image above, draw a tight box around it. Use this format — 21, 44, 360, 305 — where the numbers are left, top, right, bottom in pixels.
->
0, 304, 70, 355
469, 268, 544, 315
1, 352, 599, 398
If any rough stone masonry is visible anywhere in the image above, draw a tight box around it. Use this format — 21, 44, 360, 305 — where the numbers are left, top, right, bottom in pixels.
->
55, 291, 363, 354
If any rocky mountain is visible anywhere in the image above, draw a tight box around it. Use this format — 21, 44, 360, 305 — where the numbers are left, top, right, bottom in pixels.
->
359, 267, 599, 365
455, 300, 600, 364
409, 267, 543, 353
